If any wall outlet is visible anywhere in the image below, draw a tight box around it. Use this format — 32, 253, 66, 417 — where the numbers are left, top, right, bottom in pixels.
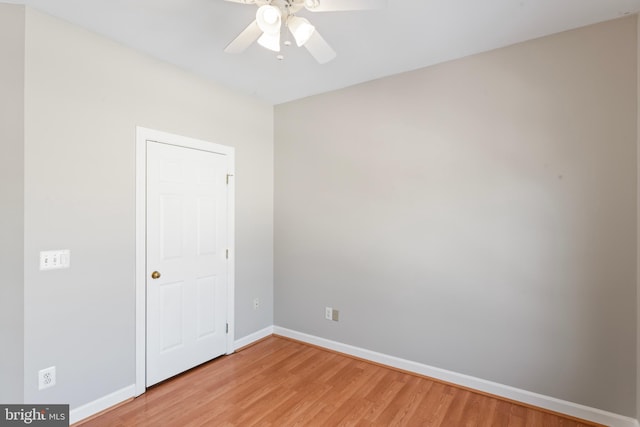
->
38, 366, 56, 390
253, 297, 259, 310
325, 307, 339, 322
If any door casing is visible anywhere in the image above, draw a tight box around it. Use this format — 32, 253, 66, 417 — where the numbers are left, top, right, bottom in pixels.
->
135, 126, 235, 396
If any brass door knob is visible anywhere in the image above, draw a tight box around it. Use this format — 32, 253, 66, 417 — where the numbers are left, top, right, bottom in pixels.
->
151, 271, 161, 279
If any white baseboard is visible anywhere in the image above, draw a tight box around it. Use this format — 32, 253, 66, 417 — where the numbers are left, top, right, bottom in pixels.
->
234, 325, 274, 350
66, 327, 640, 427
69, 384, 135, 425
70, 326, 274, 425
274, 326, 638, 427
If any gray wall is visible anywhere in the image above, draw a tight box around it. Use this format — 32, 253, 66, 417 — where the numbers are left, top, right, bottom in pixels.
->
0, 3, 25, 404
20, 7, 273, 408
275, 16, 637, 416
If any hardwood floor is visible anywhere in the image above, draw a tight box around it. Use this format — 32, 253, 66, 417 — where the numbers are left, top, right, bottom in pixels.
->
77, 336, 602, 426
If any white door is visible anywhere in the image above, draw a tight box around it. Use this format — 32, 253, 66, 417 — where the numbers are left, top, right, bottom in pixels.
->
146, 140, 229, 386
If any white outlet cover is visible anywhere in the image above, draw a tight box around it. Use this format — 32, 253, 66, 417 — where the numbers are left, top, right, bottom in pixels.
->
325, 307, 332, 320
38, 366, 56, 390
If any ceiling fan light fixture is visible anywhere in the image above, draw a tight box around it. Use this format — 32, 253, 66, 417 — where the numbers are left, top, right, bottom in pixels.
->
287, 16, 316, 47
256, 5, 281, 34
258, 31, 281, 52
225, 0, 383, 63
304, 0, 320, 10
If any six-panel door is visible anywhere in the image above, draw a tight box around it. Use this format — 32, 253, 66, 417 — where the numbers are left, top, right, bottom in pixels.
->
146, 141, 229, 386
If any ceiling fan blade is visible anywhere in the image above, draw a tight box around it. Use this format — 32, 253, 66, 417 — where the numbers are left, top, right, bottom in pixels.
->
304, 0, 386, 12
224, 20, 262, 54
304, 30, 336, 64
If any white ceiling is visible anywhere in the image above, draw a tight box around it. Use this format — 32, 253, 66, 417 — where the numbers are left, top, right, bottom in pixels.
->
4, 0, 640, 104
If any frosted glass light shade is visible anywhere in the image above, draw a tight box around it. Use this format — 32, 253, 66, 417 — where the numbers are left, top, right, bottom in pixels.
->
258, 31, 281, 52
256, 5, 282, 33
288, 16, 316, 47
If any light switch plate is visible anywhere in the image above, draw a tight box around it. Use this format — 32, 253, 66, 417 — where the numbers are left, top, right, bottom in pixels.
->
40, 250, 71, 270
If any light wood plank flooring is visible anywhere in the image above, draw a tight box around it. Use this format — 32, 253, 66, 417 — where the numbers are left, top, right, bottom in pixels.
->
76, 336, 602, 426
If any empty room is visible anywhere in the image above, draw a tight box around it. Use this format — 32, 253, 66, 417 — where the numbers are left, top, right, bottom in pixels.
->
0, 0, 639, 426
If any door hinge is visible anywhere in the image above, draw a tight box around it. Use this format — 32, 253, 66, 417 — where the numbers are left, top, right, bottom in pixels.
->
226, 249, 229, 259
226, 174, 234, 185
226, 323, 229, 334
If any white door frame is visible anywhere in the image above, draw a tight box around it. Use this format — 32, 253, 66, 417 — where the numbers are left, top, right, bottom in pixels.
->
134, 126, 235, 396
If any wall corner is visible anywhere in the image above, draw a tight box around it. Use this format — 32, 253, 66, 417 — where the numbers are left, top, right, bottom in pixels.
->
636, 11, 640, 423
0, 2, 26, 404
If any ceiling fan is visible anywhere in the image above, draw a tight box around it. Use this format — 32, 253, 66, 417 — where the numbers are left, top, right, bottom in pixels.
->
223, 0, 386, 64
